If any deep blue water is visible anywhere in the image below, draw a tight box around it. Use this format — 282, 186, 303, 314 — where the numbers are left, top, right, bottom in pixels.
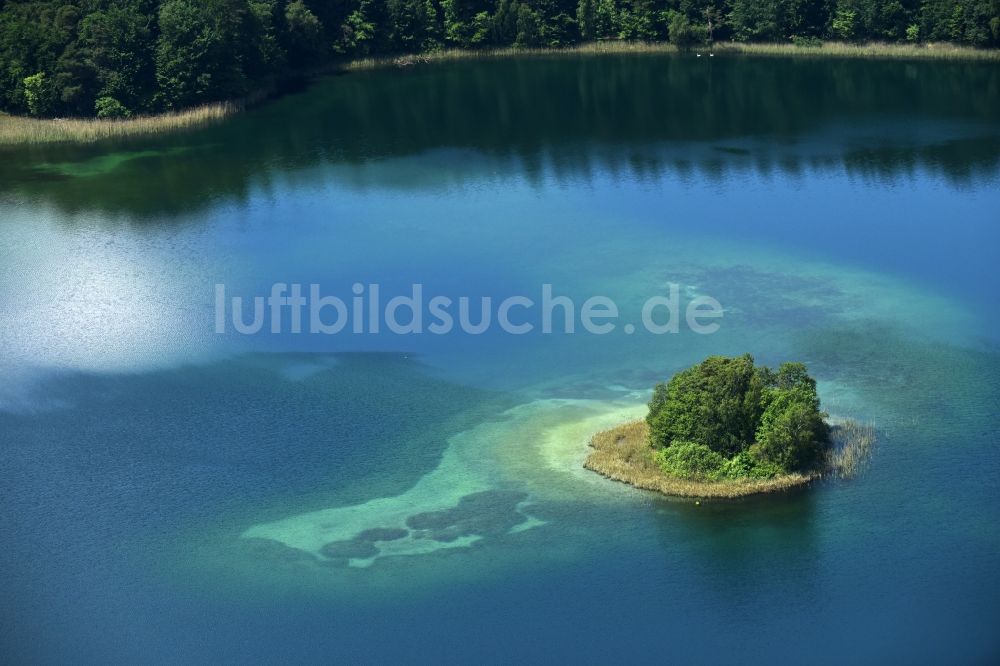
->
1, 54, 999, 664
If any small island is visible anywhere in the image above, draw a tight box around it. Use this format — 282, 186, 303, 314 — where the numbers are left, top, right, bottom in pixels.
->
585, 354, 873, 498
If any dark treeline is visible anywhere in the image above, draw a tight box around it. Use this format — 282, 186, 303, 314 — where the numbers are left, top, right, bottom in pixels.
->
1, 0, 999, 118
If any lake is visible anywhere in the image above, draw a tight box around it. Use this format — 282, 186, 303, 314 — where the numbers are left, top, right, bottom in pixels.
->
1, 53, 999, 663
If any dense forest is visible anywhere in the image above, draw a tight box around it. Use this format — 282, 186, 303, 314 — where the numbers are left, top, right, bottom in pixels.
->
1, 0, 998, 118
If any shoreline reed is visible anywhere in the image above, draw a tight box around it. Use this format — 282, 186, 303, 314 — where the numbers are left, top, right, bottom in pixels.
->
584, 420, 816, 499
0, 101, 238, 147
3, 40, 997, 146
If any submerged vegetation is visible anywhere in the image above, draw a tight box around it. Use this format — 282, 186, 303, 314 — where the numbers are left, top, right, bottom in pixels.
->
2, 0, 999, 124
586, 354, 875, 498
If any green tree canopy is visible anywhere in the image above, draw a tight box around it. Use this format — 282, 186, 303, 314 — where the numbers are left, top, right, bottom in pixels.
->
3, 0, 998, 117
647, 355, 830, 474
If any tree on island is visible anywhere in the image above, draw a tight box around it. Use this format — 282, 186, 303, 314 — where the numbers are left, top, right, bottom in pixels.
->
646, 354, 830, 481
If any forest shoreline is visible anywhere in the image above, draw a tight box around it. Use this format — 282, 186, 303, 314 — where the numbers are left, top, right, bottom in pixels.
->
3, 39, 998, 147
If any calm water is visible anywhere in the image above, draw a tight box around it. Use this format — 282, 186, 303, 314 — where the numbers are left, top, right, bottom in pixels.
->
1, 54, 999, 664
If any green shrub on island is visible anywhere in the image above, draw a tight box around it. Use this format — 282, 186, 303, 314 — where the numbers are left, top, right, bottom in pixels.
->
718, 451, 784, 481
654, 443, 784, 482
647, 354, 829, 481
654, 442, 725, 481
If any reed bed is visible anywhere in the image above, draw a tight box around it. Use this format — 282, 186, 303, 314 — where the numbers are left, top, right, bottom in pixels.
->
346, 40, 1000, 72
584, 420, 815, 499
0, 101, 237, 146
5, 39, 996, 146
714, 40, 1000, 61
828, 420, 877, 479
344, 42, 682, 71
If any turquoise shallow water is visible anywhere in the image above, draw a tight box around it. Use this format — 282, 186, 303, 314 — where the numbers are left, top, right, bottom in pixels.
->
1, 55, 999, 663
